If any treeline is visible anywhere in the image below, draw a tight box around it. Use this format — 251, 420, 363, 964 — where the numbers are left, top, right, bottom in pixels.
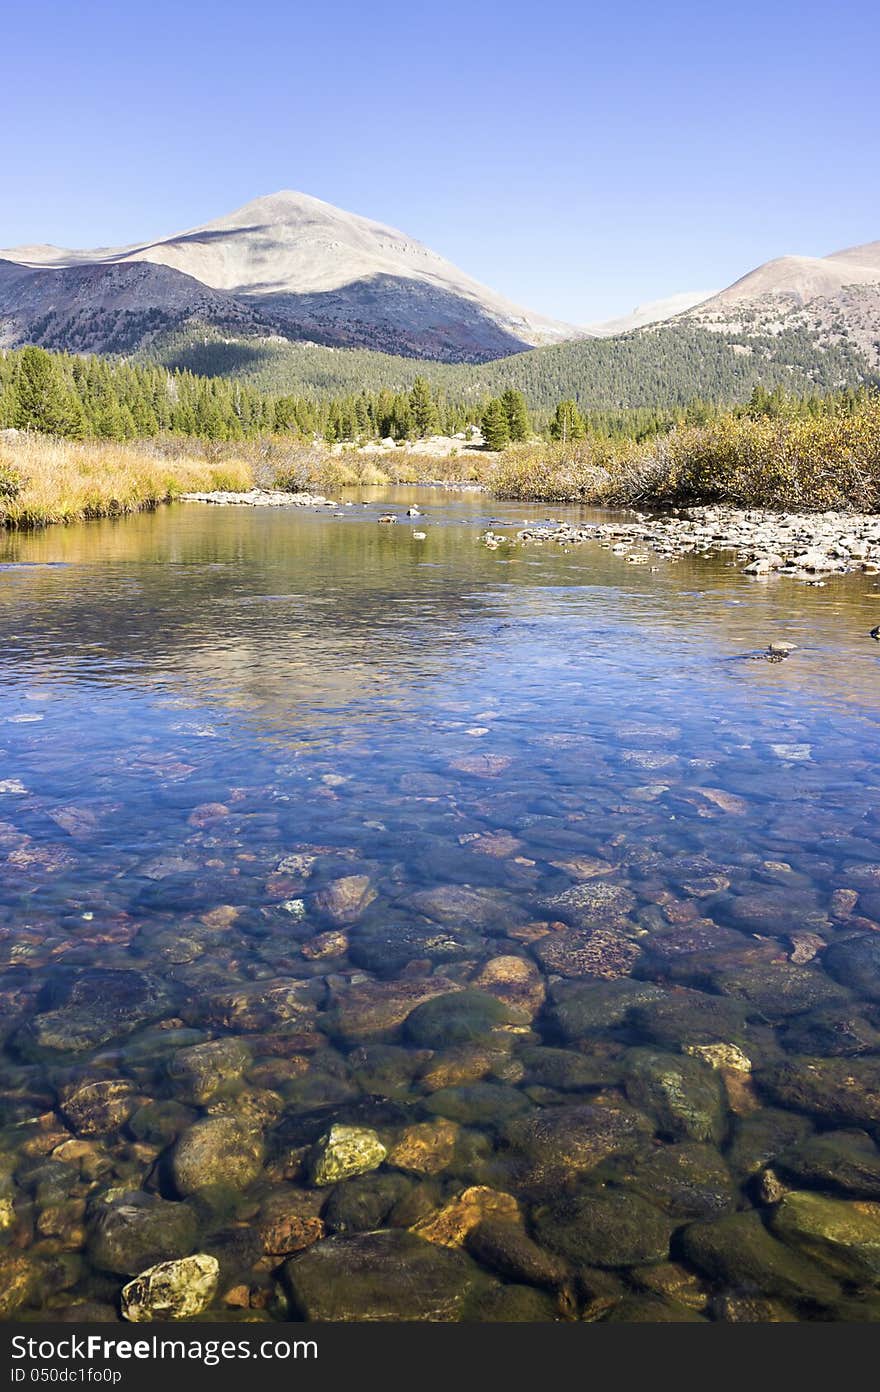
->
0, 346, 480, 443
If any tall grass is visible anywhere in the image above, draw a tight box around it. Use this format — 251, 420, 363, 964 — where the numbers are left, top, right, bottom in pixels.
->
0, 436, 254, 529
490, 398, 880, 512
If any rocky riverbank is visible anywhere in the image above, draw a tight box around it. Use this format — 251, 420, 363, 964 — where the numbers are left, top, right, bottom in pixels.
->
517, 506, 880, 581
181, 489, 338, 508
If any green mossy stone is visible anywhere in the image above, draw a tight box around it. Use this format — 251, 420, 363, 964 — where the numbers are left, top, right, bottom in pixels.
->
771, 1191, 880, 1284
678, 1211, 840, 1306
533, 1190, 674, 1268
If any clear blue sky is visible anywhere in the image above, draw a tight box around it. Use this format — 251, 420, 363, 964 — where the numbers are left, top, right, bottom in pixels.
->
3, 0, 878, 322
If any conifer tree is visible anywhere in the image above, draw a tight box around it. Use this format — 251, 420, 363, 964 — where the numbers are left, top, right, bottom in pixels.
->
481, 398, 510, 450
549, 399, 586, 443
409, 376, 439, 437
501, 388, 531, 441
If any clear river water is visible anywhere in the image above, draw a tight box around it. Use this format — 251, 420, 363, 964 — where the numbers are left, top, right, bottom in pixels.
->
1, 487, 880, 1322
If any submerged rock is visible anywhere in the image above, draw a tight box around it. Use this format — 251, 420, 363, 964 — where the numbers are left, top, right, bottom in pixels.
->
534, 1190, 673, 1268
19, 969, 171, 1054
388, 1119, 459, 1175
776, 1130, 880, 1198
58, 1079, 137, 1136
467, 1216, 570, 1288
532, 927, 641, 980
678, 1212, 840, 1306
89, 1193, 198, 1276
121, 1254, 219, 1322
310, 875, 376, 926
611, 1141, 737, 1219
284, 1230, 491, 1321
0, 1255, 39, 1317
541, 882, 637, 928
771, 1192, 880, 1283
322, 1173, 411, 1234
348, 922, 482, 976
328, 976, 464, 1043
404, 990, 530, 1048
549, 978, 666, 1041
307, 1124, 387, 1186
758, 1057, 880, 1129
171, 1117, 264, 1200
623, 1048, 726, 1143
823, 935, 880, 1002
502, 1102, 652, 1194
166, 1038, 251, 1105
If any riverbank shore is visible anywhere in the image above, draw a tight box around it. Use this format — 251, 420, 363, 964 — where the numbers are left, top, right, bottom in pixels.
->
518, 505, 880, 580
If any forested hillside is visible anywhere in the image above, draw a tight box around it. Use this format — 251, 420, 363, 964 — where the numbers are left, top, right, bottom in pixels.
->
151, 321, 876, 410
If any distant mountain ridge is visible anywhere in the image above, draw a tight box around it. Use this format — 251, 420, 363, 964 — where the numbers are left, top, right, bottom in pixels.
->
0, 191, 584, 362
1, 198, 878, 390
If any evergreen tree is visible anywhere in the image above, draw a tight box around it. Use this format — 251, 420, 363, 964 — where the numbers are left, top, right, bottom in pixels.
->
549, 399, 586, 443
409, 376, 439, 437
481, 398, 510, 450
501, 387, 531, 441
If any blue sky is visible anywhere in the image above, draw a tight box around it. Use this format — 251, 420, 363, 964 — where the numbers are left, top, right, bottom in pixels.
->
3, 0, 878, 322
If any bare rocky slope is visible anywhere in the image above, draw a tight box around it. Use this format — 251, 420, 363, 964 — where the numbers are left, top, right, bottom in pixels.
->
0, 192, 584, 363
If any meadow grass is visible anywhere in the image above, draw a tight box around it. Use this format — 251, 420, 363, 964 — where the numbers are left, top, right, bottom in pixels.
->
0, 436, 254, 528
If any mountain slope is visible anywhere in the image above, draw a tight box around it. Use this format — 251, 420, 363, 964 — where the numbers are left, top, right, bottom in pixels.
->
0, 192, 584, 363
681, 240, 880, 367
0, 258, 275, 354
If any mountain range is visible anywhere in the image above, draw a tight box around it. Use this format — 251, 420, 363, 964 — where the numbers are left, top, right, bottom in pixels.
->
1, 192, 878, 399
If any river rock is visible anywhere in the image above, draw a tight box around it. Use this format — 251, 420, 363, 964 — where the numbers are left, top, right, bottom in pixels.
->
518, 1045, 624, 1091
771, 1191, 880, 1284
541, 882, 637, 928
630, 990, 751, 1050
404, 990, 530, 1048
612, 1141, 736, 1218
679, 1212, 840, 1306
19, 969, 172, 1054
502, 1102, 652, 1193
406, 885, 518, 932
781, 1004, 880, 1057
190, 978, 324, 1032
121, 1254, 219, 1322
758, 1057, 880, 1129
310, 875, 376, 926
0, 1255, 39, 1317
532, 926, 641, 980
549, 978, 666, 1040
467, 1216, 570, 1288
727, 1107, 814, 1181
348, 922, 482, 976
388, 1119, 459, 1175
823, 934, 880, 1001
328, 976, 464, 1042
710, 963, 849, 1019
777, 1130, 880, 1198
469, 956, 546, 1015
322, 1173, 411, 1233
413, 1185, 518, 1247
89, 1193, 198, 1275
166, 1038, 251, 1105
171, 1117, 264, 1200
58, 1079, 137, 1136
284, 1229, 491, 1321
307, 1124, 387, 1186
534, 1190, 673, 1268
623, 1048, 726, 1143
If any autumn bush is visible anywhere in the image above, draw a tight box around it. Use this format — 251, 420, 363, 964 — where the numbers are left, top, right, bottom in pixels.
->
490, 397, 880, 511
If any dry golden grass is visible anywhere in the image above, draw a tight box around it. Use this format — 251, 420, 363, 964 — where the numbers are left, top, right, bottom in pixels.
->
0, 436, 254, 528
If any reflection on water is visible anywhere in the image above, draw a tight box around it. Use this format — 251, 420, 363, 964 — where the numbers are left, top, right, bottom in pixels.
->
1, 488, 880, 1322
